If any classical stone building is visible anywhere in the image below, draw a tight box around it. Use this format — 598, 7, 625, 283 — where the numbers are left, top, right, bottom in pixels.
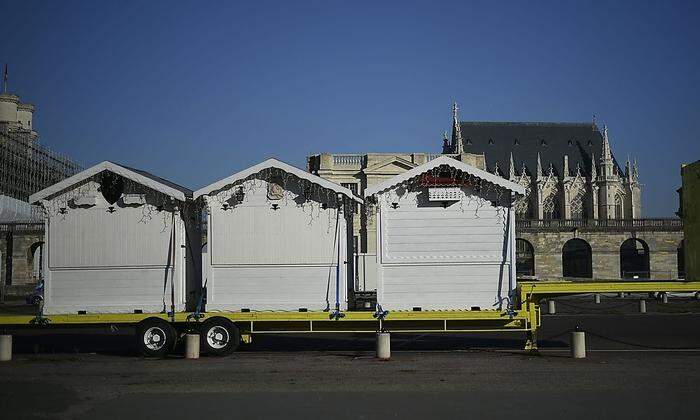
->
308, 104, 684, 287
0, 71, 80, 296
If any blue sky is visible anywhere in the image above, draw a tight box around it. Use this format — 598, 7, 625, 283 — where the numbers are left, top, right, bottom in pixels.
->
2, 0, 699, 216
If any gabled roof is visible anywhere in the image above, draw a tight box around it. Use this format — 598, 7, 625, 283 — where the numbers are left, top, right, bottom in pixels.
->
29, 161, 192, 203
453, 122, 622, 177
364, 156, 417, 174
195, 158, 363, 203
364, 155, 526, 197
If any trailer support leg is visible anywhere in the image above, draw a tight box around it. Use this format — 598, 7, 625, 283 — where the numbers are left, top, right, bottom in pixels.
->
524, 330, 538, 353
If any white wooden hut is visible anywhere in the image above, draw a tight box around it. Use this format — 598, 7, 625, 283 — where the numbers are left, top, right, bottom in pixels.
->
30, 161, 201, 315
364, 156, 525, 311
195, 158, 362, 312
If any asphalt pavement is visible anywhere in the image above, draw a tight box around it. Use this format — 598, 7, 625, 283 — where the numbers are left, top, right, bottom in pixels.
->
1, 295, 699, 419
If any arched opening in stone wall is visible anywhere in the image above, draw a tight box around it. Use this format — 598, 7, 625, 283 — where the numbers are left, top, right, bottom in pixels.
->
29, 241, 45, 282
562, 239, 592, 278
677, 240, 685, 279
515, 238, 535, 277
620, 238, 650, 279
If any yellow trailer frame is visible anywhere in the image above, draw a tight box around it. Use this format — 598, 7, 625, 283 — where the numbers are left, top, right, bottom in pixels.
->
1, 280, 698, 351
516, 280, 700, 350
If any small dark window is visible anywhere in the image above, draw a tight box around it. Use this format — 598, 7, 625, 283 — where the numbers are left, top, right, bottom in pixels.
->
465, 138, 472, 145
514, 138, 519, 145
567, 140, 573, 146
488, 138, 494, 145
541, 139, 547, 146
587, 140, 593, 146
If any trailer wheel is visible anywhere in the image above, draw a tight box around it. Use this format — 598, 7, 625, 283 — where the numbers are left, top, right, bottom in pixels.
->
200, 317, 240, 356
136, 318, 176, 357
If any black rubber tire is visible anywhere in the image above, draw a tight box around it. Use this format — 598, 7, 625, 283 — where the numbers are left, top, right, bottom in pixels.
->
136, 318, 177, 358
200, 317, 240, 356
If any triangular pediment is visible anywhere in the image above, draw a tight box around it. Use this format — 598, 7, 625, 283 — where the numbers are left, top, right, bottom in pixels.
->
364, 156, 417, 175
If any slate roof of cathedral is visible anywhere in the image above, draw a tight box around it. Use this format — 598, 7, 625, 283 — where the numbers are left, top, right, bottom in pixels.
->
457, 122, 622, 177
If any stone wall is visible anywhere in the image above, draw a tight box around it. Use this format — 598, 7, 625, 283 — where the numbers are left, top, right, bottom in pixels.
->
1, 223, 44, 296
518, 228, 684, 280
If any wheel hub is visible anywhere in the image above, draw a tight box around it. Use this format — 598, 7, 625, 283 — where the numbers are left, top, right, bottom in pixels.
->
144, 326, 167, 350
206, 326, 230, 349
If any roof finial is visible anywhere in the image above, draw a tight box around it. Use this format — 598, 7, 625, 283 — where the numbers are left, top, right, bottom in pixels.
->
509, 152, 516, 179
590, 151, 597, 179
592, 114, 597, 129
452, 101, 464, 154
536, 152, 543, 178
563, 154, 569, 177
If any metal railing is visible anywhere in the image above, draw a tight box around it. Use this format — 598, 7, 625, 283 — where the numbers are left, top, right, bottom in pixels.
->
332, 154, 364, 165
517, 218, 683, 231
0, 222, 44, 232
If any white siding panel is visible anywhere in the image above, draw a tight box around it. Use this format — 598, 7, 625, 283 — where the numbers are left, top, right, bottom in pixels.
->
375, 185, 516, 311
207, 265, 346, 311
379, 264, 508, 310
210, 180, 343, 266
44, 267, 185, 314
381, 205, 507, 264
49, 206, 174, 268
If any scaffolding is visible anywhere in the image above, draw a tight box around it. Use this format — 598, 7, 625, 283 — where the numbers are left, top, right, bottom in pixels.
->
0, 124, 81, 203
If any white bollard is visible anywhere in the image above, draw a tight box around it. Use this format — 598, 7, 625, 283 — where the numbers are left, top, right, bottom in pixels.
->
548, 300, 556, 315
0, 335, 11, 362
594, 294, 601, 304
185, 334, 200, 359
618, 292, 625, 298
571, 330, 586, 359
662, 293, 668, 304
639, 299, 646, 313
376, 332, 390, 360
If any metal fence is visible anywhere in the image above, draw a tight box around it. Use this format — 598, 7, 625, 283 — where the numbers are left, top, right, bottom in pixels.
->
517, 218, 683, 231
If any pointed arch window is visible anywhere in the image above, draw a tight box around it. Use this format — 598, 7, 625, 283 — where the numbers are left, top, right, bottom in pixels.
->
542, 190, 560, 220
570, 187, 587, 219
614, 194, 624, 219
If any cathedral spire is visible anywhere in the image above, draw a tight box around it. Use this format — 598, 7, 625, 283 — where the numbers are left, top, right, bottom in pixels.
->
625, 156, 632, 182
451, 102, 464, 154
599, 124, 616, 179
590, 151, 597, 180
601, 124, 613, 162
509, 152, 516, 179
563, 154, 569, 178
633, 158, 639, 180
536, 152, 543, 179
